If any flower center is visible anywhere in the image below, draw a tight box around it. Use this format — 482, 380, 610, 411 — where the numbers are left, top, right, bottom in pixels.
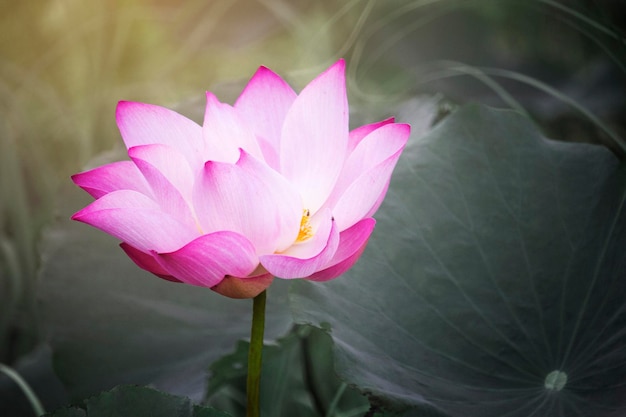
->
296, 209, 313, 243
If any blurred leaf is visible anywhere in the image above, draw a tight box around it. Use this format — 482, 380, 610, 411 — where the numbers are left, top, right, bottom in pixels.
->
37, 181, 294, 402
44, 408, 86, 417
291, 104, 626, 416
0, 344, 67, 416
205, 326, 368, 417
44, 385, 230, 417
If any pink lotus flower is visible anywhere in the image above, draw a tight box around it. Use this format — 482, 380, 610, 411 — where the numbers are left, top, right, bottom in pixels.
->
71, 60, 410, 298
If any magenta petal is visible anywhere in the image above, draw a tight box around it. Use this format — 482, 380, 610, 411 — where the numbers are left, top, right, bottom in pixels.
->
71, 161, 152, 199
234, 66, 297, 170
348, 117, 395, 153
203, 92, 264, 163
327, 123, 410, 230
193, 150, 302, 254
154, 232, 259, 288
341, 123, 411, 185
116, 101, 204, 168
307, 218, 375, 282
72, 190, 199, 253
260, 215, 340, 279
331, 151, 402, 230
120, 242, 180, 282
128, 144, 194, 198
280, 60, 349, 213
129, 144, 196, 227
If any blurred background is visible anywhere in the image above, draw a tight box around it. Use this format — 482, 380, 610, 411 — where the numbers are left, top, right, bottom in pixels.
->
1, 0, 625, 414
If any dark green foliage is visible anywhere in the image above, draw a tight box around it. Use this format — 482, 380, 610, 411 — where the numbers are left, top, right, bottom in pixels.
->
44, 385, 230, 417
291, 105, 626, 417
204, 326, 369, 417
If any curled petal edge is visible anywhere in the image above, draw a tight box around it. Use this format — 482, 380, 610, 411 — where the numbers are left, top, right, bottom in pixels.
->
307, 218, 376, 282
71, 161, 151, 199
260, 219, 340, 279
120, 243, 181, 283
154, 231, 259, 288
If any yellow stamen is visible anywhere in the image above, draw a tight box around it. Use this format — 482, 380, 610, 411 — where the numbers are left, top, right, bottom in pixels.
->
296, 209, 313, 243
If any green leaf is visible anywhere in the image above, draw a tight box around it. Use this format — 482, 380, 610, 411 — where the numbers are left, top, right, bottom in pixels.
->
204, 326, 368, 417
37, 178, 294, 402
290, 105, 626, 416
44, 407, 86, 417
44, 385, 230, 417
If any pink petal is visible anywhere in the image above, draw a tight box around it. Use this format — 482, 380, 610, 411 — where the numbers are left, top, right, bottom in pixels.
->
277, 208, 333, 258
211, 271, 274, 299
364, 181, 391, 219
116, 101, 204, 168
203, 92, 264, 163
341, 123, 410, 187
128, 144, 197, 227
193, 150, 302, 254
255, 137, 280, 173
128, 144, 195, 198
71, 190, 199, 253
280, 60, 349, 214
348, 117, 395, 153
260, 210, 340, 279
154, 232, 259, 288
234, 66, 297, 170
331, 156, 401, 230
307, 218, 375, 282
120, 242, 180, 282
71, 161, 152, 199
327, 123, 410, 230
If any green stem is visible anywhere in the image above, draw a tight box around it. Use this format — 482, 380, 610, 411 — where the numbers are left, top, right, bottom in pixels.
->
0, 363, 45, 416
246, 290, 266, 417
